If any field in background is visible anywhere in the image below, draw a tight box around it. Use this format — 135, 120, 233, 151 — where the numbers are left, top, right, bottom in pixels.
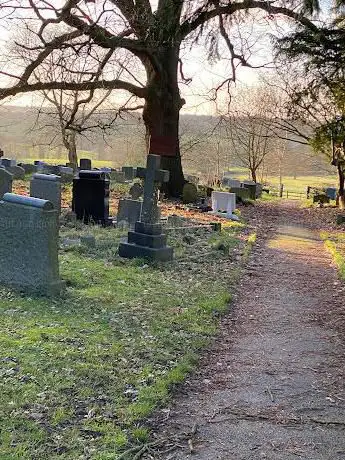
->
21, 157, 115, 168
264, 175, 337, 193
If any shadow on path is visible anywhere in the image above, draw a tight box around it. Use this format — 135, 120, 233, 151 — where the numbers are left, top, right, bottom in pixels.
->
148, 201, 345, 460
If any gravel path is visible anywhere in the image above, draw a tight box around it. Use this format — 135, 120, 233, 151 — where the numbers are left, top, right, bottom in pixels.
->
148, 201, 345, 460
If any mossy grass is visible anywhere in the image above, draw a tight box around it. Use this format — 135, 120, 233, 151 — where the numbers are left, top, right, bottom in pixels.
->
0, 221, 249, 459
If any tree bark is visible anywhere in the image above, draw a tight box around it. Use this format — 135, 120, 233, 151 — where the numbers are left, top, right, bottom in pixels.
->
250, 168, 257, 182
337, 163, 345, 209
63, 131, 78, 170
142, 47, 185, 197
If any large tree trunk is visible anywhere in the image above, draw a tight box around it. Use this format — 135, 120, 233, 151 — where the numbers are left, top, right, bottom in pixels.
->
250, 168, 257, 182
142, 47, 185, 197
337, 163, 345, 209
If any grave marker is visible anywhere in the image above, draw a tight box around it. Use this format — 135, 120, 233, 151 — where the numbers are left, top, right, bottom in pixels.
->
72, 170, 110, 225
0, 168, 13, 199
30, 173, 62, 213
0, 193, 64, 295
80, 158, 92, 170
119, 154, 173, 260
117, 199, 142, 227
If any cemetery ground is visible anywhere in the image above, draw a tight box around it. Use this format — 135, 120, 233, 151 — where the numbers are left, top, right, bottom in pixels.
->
143, 201, 345, 459
0, 181, 253, 459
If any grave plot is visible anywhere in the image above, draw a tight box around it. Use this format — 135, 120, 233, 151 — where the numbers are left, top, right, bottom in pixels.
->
0, 193, 251, 459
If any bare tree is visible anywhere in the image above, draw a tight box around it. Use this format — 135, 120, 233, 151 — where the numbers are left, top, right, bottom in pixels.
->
0, 1, 319, 195
222, 86, 278, 182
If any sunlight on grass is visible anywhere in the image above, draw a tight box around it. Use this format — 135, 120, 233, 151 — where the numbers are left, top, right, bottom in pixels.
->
0, 223, 249, 459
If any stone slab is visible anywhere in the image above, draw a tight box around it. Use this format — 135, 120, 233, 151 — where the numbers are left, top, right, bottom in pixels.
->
135, 221, 163, 235
0, 193, 64, 295
127, 231, 167, 248
118, 242, 173, 261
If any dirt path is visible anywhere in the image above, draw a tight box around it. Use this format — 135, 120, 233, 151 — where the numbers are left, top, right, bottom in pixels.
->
148, 201, 345, 460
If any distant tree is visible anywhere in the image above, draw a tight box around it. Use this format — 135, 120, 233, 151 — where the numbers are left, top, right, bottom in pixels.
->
222, 86, 278, 182
0, 1, 318, 196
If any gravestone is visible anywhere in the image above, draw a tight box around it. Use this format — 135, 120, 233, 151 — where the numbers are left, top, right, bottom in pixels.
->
18, 163, 38, 175
80, 158, 92, 170
110, 170, 126, 183
58, 166, 74, 183
230, 186, 250, 202
5, 165, 25, 180
30, 173, 62, 213
182, 182, 198, 203
72, 170, 110, 225
43, 164, 60, 175
326, 187, 337, 200
1, 158, 16, 167
129, 182, 143, 199
222, 177, 241, 188
0, 168, 13, 198
119, 154, 173, 261
117, 199, 142, 227
0, 193, 64, 295
122, 166, 135, 180
211, 191, 237, 219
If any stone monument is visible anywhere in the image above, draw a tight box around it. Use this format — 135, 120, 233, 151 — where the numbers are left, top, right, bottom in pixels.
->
30, 173, 62, 213
72, 170, 110, 225
119, 154, 173, 261
0, 193, 64, 295
0, 168, 13, 199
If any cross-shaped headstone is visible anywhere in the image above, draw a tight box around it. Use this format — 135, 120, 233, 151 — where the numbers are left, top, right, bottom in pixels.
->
136, 154, 169, 224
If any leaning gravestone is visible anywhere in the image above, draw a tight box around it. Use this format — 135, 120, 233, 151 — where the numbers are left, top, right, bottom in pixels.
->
72, 170, 110, 225
0, 193, 64, 295
0, 168, 13, 198
119, 154, 173, 261
30, 173, 62, 213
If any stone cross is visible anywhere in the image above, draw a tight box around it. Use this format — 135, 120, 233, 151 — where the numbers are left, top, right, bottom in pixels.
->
136, 154, 169, 224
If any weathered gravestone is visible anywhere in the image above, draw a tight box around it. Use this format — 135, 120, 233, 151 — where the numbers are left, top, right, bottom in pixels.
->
182, 182, 198, 203
0, 193, 64, 295
117, 199, 142, 227
18, 163, 38, 175
72, 170, 110, 225
0, 168, 13, 198
129, 182, 143, 199
119, 154, 173, 261
58, 166, 74, 183
110, 170, 126, 183
30, 173, 62, 213
122, 166, 135, 181
80, 158, 92, 170
1, 158, 16, 167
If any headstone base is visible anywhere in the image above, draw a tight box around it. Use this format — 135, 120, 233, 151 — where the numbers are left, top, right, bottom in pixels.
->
119, 220, 173, 261
118, 242, 173, 261
6, 279, 66, 296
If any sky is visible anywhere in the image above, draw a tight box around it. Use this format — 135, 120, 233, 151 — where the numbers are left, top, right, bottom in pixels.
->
0, 0, 309, 116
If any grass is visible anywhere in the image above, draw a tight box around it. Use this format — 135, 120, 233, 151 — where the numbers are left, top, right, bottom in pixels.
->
20, 158, 115, 169
264, 175, 337, 193
322, 231, 345, 280
0, 220, 249, 459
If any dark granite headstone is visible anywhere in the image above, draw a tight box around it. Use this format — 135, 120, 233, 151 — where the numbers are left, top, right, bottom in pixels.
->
72, 170, 110, 225
80, 158, 92, 170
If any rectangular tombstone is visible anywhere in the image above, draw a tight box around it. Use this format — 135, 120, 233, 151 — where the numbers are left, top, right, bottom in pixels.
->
0, 193, 64, 295
58, 166, 74, 183
80, 158, 92, 170
211, 191, 237, 218
0, 168, 13, 198
30, 173, 62, 213
72, 170, 110, 225
122, 166, 135, 181
117, 199, 142, 227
